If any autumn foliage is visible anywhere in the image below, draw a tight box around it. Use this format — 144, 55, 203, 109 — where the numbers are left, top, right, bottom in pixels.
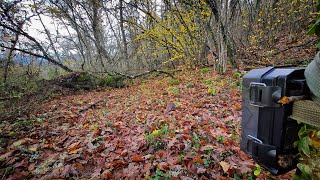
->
0, 69, 295, 179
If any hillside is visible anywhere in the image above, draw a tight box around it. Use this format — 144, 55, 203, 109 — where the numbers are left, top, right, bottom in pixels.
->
0, 69, 295, 179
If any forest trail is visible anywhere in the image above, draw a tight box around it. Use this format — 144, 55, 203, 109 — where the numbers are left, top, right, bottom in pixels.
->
1, 69, 294, 179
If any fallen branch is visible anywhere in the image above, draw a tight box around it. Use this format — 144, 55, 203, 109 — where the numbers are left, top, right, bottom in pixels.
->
114, 69, 175, 79
262, 39, 317, 57
0, 96, 20, 101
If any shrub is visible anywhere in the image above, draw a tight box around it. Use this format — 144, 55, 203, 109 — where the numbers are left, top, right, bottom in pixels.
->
167, 86, 179, 95
167, 79, 180, 85
201, 67, 210, 74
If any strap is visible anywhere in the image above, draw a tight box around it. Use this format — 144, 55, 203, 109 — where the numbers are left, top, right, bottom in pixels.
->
291, 100, 320, 128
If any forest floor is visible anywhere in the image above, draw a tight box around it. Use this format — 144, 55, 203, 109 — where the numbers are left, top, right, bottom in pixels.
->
0, 69, 296, 179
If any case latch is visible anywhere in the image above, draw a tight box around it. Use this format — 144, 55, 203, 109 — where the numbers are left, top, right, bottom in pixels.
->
249, 82, 281, 107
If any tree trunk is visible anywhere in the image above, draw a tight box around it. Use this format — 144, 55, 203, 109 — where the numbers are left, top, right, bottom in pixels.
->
3, 31, 19, 84
119, 0, 129, 71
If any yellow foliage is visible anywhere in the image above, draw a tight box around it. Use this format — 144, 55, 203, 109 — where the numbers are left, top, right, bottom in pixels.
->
133, 0, 209, 67
152, 129, 161, 136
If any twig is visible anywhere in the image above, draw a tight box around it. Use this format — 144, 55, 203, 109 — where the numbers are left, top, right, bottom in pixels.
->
278, 95, 308, 105
0, 96, 20, 101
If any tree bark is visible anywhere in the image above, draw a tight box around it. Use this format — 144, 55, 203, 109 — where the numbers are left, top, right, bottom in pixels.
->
119, 0, 129, 70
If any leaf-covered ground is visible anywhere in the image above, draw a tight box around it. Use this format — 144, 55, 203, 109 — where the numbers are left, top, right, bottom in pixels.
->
0, 69, 294, 179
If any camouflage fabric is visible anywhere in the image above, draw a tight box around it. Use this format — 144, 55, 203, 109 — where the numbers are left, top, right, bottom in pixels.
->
291, 52, 320, 127
291, 100, 320, 127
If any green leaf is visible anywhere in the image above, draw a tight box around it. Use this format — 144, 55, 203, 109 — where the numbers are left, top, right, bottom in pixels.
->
297, 163, 311, 175
233, 174, 240, 180
298, 125, 307, 139
307, 16, 320, 35
317, 130, 320, 138
254, 169, 261, 176
254, 163, 260, 168
298, 137, 310, 156
316, 41, 320, 49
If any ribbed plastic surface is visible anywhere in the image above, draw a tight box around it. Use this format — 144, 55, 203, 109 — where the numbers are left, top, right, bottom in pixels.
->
292, 100, 320, 128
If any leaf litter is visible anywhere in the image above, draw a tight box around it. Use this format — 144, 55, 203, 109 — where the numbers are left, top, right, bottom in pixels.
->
0, 69, 295, 179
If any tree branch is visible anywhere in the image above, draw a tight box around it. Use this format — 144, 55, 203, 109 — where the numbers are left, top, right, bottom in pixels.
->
114, 69, 175, 79
261, 39, 317, 57
0, 23, 73, 72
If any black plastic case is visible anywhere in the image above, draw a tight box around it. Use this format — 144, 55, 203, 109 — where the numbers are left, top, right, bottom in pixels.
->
240, 67, 309, 175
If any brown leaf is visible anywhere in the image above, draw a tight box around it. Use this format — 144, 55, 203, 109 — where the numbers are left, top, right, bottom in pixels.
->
66, 154, 81, 162
101, 169, 112, 179
187, 161, 197, 175
192, 156, 204, 164
132, 154, 143, 162
28, 163, 35, 171
86, 141, 95, 151
278, 96, 289, 105
219, 161, 230, 173
123, 163, 143, 179
200, 144, 215, 151
14, 159, 28, 168
60, 164, 72, 177
68, 148, 83, 154
120, 149, 128, 156
196, 167, 207, 174
157, 162, 169, 171
233, 103, 242, 111
0, 150, 14, 161
74, 162, 84, 172
112, 160, 128, 168
67, 141, 81, 153
12, 139, 27, 147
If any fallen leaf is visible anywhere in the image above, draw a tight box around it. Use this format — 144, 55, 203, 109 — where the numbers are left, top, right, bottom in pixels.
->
120, 149, 128, 156
234, 103, 242, 111
132, 154, 143, 162
74, 162, 84, 172
0, 150, 14, 161
193, 156, 204, 164
29, 144, 39, 152
101, 169, 112, 179
152, 129, 161, 136
123, 163, 143, 178
112, 160, 128, 168
278, 96, 289, 105
68, 141, 81, 153
197, 166, 207, 174
86, 141, 95, 151
13, 139, 27, 147
220, 161, 230, 173
200, 144, 215, 151
28, 163, 35, 171
157, 162, 169, 170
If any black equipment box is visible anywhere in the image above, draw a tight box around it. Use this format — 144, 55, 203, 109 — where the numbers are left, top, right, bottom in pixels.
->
240, 67, 309, 175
